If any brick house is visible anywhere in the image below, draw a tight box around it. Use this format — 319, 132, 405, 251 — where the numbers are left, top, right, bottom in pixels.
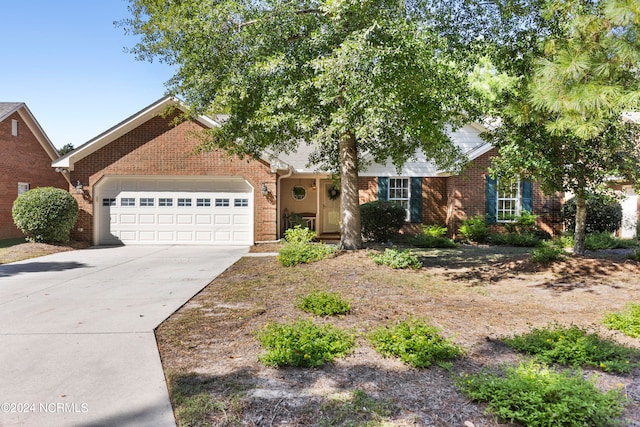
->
52, 97, 562, 245
0, 103, 69, 239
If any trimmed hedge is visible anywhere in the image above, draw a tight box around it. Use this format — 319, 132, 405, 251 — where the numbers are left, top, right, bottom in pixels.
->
12, 187, 78, 243
360, 200, 406, 242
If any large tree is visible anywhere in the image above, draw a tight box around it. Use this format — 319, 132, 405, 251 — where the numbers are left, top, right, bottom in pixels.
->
122, 0, 479, 249
463, 0, 640, 255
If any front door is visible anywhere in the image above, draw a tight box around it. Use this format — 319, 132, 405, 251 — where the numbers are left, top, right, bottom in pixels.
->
321, 180, 341, 233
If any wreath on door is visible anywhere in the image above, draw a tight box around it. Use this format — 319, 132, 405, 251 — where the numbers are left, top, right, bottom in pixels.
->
328, 186, 340, 200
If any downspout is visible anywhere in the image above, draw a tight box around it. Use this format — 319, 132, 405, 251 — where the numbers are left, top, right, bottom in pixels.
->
276, 166, 294, 240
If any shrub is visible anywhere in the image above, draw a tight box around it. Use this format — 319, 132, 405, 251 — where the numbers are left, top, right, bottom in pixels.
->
456, 361, 627, 427
502, 323, 640, 374
369, 248, 421, 270
457, 215, 488, 243
562, 196, 622, 234
408, 224, 456, 248
604, 303, 640, 339
421, 224, 447, 237
12, 187, 78, 243
585, 232, 619, 250
531, 241, 566, 263
255, 319, 355, 367
503, 211, 538, 235
284, 225, 316, 244
368, 317, 462, 368
490, 232, 541, 247
277, 241, 336, 267
297, 291, 351, 316
360, 201, 406, 242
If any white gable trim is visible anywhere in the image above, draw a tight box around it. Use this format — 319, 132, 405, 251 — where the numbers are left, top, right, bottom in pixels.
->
52, 97, 221, 171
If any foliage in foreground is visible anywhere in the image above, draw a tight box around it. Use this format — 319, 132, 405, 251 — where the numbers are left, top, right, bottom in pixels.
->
368, 318, 462, 368
408, 224, 457, 248
456, 362, 627, 427
604, 303, 640, 339
297, 291, 351, 316
278, 226, 336, 266
530, 241, 567, 264
369, 248, 422, 270
563, 196, 623, 235
502, 324, 640, 374
255, 319, 355, 367
457, 215, 488, 243
12, 187, 79, 243
584, 232, 636, 251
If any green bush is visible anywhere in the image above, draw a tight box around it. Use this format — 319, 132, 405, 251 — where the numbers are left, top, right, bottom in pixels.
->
277, 241, 336, 267
368, 318, 462, 368
562, 196, 622, 234
502, 323, 640, 374
628, 249, 640, 261
456, 361, 627, 427
604, 303, 640, 338
503, 211, 538, 235
360, 200, 406, 242
12, 187, 78, 243
255, 319, 355, 367
421, 224, 447, 237
490, 232, 541, 247
531, 241, 566, 263
584, 231, 636, 251
296, 291, 351, 316
369, 248, 422, 270
284, 225, 316, 243
458, 215, 488, 243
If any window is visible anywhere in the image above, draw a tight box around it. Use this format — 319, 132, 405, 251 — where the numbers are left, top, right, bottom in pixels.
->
197, 198, 211, 207
234, 198, 249, 207
17, 182, 29, 195
121, 198, 136, 207
388, 178, 410, 220
177, 198, 192, 207
159, 198, 173, 207
11, 119, 18, 137
140, 198, 154, 207
215, 198, 230, 207
102, 198, 116, 207
496, 179, 520, 222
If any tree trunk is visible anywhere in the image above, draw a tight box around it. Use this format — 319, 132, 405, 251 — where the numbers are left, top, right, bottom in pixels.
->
339, 131, 362, 250
573, 196, 587, 256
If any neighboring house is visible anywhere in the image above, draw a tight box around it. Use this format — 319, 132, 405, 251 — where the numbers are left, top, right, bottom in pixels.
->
52, 97, 562, 246
0, 103, 69, 240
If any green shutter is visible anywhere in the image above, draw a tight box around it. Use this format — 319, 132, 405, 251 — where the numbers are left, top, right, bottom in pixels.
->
486, 176, 497, 224
378, 177, 388, 201
521, 180, 533, 214
410, 177, 422, 223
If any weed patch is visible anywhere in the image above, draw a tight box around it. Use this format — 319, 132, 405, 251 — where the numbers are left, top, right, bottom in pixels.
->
296, 291, 351, 316
369, 248, 421, 270
604, 303, 640, 339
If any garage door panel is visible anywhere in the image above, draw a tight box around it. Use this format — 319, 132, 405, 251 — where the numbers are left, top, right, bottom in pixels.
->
98, 179, 253, 245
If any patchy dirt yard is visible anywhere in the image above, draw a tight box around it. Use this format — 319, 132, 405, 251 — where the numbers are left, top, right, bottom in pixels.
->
157, 245, 640, 426
0, 241, 89, 264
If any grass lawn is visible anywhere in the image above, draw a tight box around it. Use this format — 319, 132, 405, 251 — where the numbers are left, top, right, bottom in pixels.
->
157, 244, 640, 426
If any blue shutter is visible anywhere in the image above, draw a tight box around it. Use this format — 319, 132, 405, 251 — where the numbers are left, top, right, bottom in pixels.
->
410, 177, 422, 223
378, 177, 388, 201
521, 180, 533, 214
486, 176, 497, 224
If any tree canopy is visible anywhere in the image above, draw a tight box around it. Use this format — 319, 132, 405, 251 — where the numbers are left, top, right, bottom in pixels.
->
122, 0, 482, 249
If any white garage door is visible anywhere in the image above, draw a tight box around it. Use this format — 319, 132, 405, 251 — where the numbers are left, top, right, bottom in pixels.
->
95, 177, 253, 245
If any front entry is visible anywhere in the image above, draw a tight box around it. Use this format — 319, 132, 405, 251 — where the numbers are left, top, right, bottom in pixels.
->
321, 180, 341, 234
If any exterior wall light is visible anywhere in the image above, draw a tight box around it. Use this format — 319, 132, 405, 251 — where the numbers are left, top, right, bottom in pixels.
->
75, 180, 84, 194
261, 182, 269, 196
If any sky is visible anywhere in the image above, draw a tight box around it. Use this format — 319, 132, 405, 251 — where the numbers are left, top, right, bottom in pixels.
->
1, 1, 174, 149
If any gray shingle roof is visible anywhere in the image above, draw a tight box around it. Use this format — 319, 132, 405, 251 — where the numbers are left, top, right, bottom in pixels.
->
0, 102, 23, 122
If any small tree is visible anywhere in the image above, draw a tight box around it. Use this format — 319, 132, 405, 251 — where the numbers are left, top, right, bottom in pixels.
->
12, 187, 78, 243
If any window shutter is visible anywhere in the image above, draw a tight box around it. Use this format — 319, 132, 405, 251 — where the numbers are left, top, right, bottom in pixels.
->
378, 177, 388, 201
410, 177, 422, 223
486, 176, 497, 224
521, 180, 533, 214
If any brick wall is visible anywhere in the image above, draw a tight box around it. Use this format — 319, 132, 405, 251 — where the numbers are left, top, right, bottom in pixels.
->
69, 113, 277, 244
0, 112, 68, 239
358, 149, 563, 238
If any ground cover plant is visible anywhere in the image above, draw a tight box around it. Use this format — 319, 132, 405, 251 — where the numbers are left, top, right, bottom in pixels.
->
605, 303, 640, 339
456, 361, 627, 427
531, 241, 567, 263
255, 319, 355, 367
502, 323, 640, 374
155, 244, 640, 426
368, 317, 462, 368
408, 224, 457, 248
369, 248, 422, 269
296, 291, 351, 316
278, 226, 336, 266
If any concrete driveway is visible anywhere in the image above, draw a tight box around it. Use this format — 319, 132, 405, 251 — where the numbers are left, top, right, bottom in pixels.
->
0, 245, 248, 427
